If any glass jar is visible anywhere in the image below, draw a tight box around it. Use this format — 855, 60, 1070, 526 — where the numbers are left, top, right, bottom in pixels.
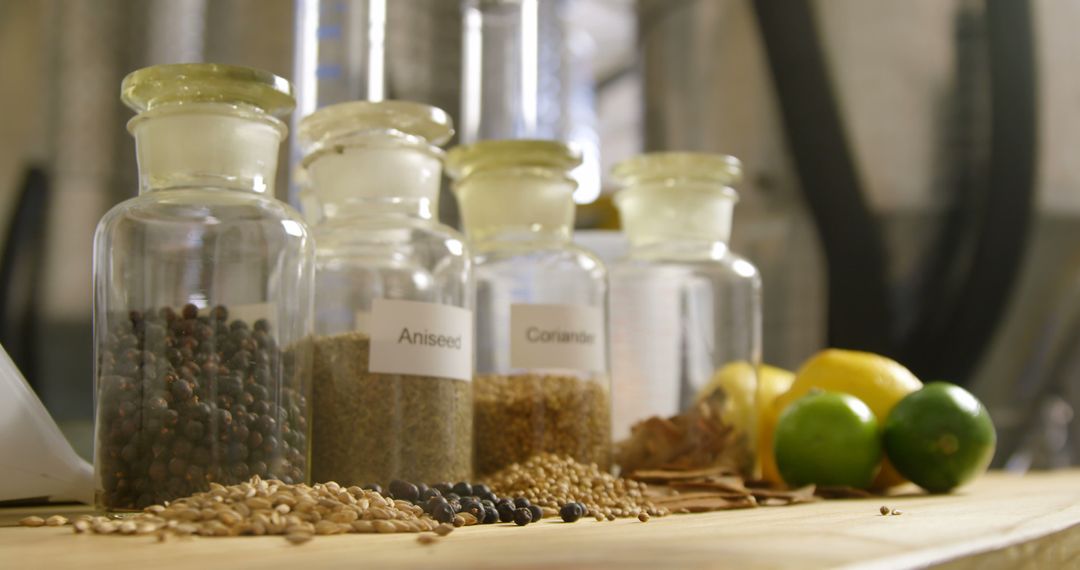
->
446, 140, 611, 476
298, 101, 473, 486
92, 64, 314, 512
609, 152, 761, 477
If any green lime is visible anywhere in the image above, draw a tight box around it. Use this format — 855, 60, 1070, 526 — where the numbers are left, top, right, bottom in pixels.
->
774, 391, 882, 489
883, 382, 996, 493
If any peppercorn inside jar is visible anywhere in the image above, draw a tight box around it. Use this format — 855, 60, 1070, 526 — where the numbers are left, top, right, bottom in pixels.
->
96, 305, 310, 510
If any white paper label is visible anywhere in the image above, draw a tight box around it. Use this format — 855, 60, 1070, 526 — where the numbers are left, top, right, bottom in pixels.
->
510, 304, 606, 372
368, 299, 473, 381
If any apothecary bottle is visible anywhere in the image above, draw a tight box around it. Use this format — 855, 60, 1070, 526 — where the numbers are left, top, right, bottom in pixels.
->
93, 64, 314, 512
447, 140, 611, 475
609, 152, 761, 476
298, 101, 473, 486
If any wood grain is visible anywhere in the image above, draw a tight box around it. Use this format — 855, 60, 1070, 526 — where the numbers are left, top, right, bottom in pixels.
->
1, 471, 1077, 569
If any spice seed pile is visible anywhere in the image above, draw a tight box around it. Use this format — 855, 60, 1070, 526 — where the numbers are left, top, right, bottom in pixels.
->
487, 453, 668, 519
96, 304, 309, 511
50, 476, 443, 543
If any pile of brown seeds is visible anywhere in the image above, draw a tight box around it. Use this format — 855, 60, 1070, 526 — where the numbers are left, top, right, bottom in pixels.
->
474, 374, 611, 476
33, 476, 444, 543
486, 453, 667, 519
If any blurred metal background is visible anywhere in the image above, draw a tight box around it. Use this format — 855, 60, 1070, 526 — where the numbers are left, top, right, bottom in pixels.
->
2, 0, 1079, 468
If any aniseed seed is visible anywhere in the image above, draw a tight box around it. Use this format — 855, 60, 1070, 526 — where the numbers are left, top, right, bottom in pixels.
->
891, 509, 904, 516
417, 534, 437, 545
46, 515, 69, 527
433, 524, 454, 536
19, 516, 45, 527
285, 532, 313, 545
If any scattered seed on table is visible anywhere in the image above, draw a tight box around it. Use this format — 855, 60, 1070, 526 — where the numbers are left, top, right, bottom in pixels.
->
891, 509, 904, 516
45, 515, 68, 527
879, 506, 891, 516
286, 532, 313, 545
433, 524, 454, 537
594, 513, 605, 522
638, 512, 650, 523
488, 454, 666, 519
417, 534, 437, 545
19, 516, 45, 527
452, 515, 465, 528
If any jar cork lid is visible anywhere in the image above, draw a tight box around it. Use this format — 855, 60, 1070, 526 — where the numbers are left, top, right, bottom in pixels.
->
298, 101, 455, 150
612, 152, 742, 195
121, 63, 295, 116
446, 140, 582, 182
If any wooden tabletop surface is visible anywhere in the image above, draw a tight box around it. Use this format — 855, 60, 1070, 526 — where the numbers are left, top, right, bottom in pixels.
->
2, 470, 1078, 569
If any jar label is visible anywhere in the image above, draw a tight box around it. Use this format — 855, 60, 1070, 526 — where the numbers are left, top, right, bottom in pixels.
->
510, 304, 606, 372
369, 299, 474, 381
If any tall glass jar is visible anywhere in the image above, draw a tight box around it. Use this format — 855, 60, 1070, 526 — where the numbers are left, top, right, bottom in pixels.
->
609, 152, 761, 477
298, 101, 473, 487
92, 64, 314, 512
447, 140, 611, 475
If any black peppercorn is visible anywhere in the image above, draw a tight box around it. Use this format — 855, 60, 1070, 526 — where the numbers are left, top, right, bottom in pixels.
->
513, 508, 532, 526
451, 482, 472, 497
497, 501, 516, 523
482, 506, 499, 524
513, 497, 531, 509
432, 482, 453, 495
389, 480, 420, 503
432, 501, 455, 524
559, 502, 583, 523
528, 504, 543, 522
419, 487, 442, 503
424, 496, 447, 515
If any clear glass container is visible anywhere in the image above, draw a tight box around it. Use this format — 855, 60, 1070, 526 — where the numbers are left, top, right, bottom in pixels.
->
446, 140, 611, 475
609, 152, 761, 476
92, 64, 314, 512
298, 101, 473, 486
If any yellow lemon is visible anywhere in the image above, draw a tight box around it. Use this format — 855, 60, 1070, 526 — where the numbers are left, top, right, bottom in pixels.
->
697, 361, 756, 433
775, 349, 923, 489
697, 363, 794, 481
755, 365, 796, 484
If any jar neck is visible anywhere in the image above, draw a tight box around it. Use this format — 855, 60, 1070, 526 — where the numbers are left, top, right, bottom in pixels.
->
129, 102, 285, 195
615, 181, 736, 249
303, 144, 442, 224
305, 196, 436, 224
456, 168, 576, 245
628, 239, 730, 261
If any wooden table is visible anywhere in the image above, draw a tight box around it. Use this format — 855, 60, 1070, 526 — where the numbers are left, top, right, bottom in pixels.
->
2, 471, 1078, 569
